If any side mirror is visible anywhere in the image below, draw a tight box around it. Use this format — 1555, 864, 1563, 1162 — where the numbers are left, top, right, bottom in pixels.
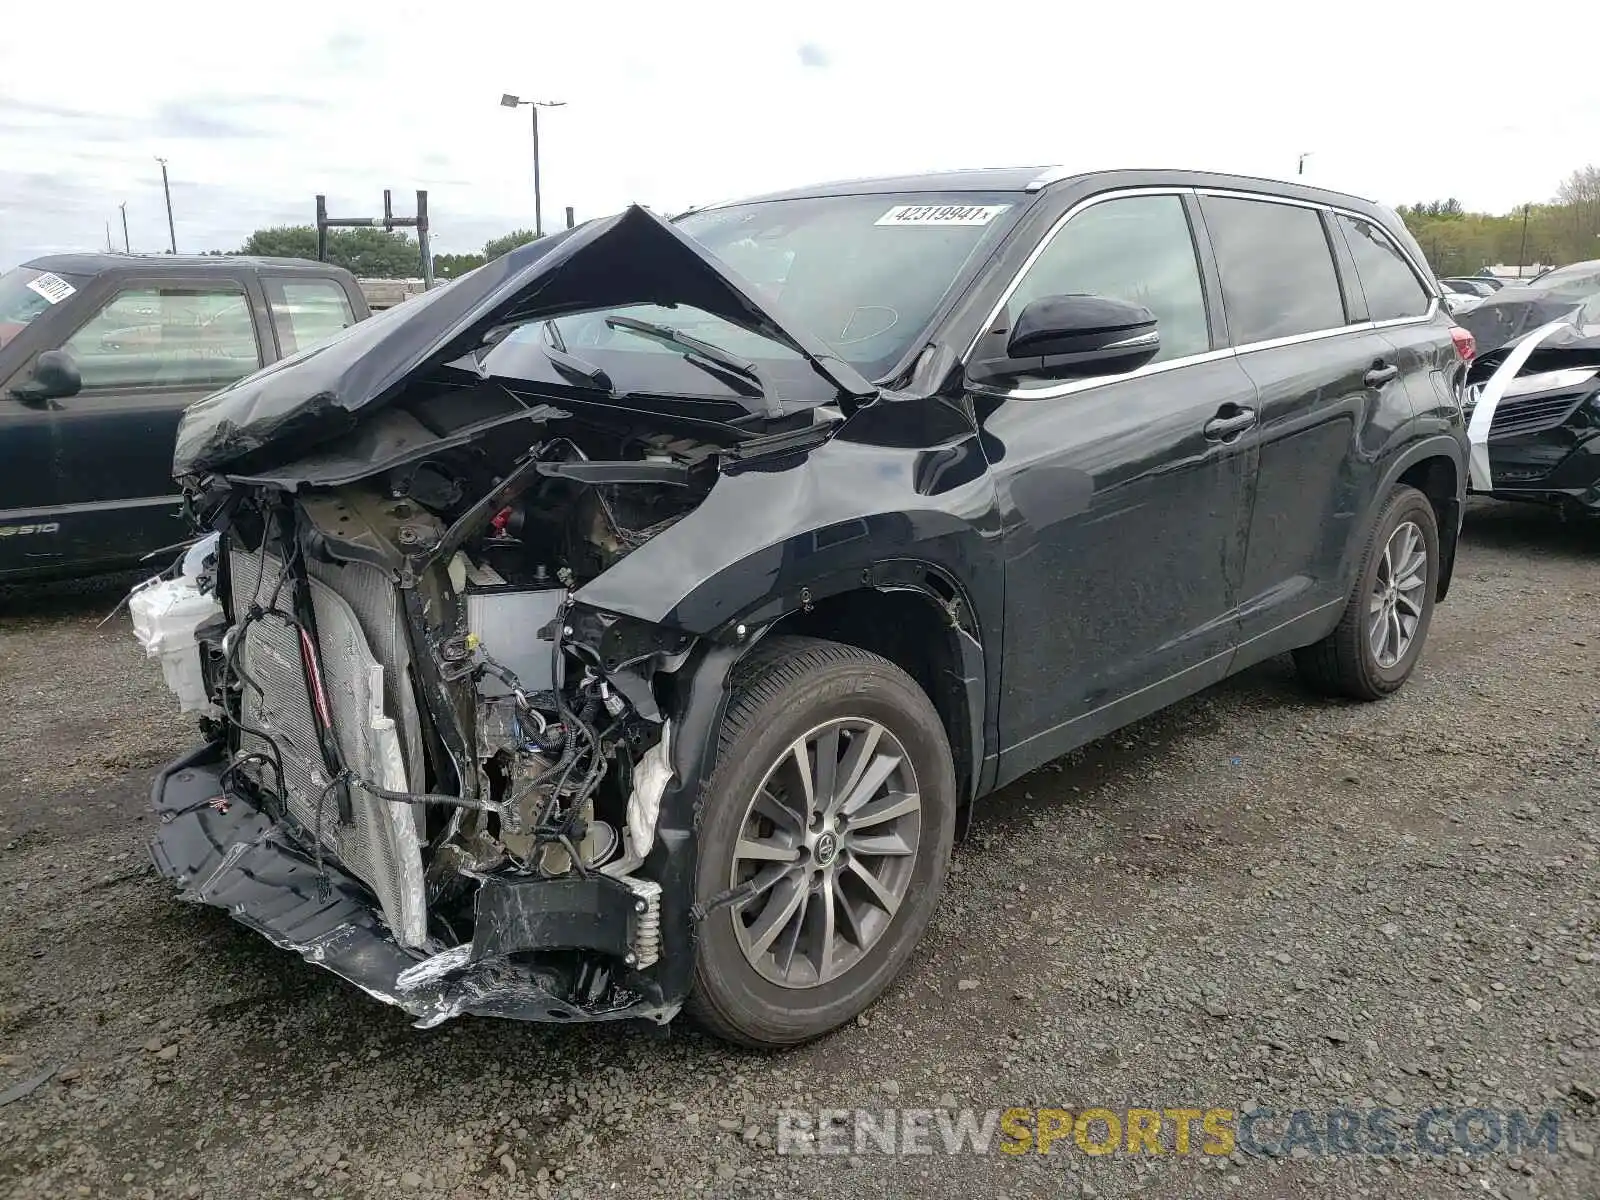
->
10, 349, 82, 403
970, 294, 1161, 385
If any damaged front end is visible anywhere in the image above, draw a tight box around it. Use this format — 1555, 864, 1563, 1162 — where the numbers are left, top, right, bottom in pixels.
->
136, 205, 878, 1027
145, 467, 696, 1027
1464, 319, 1600, 518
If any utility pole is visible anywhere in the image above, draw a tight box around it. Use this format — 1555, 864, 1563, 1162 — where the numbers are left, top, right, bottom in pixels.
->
156, 157, 177, 253
119, 202, 130, 253
500, 94, 566, 237
1518, 203, 1531, 278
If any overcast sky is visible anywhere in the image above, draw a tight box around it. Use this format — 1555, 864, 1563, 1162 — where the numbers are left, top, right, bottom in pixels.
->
2, 1, 1596, 270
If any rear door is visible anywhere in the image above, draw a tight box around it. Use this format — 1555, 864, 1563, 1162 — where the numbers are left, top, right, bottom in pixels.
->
15, 275, 265, 573
1330, 212, 1458, 439
1199, 192, 1417, 654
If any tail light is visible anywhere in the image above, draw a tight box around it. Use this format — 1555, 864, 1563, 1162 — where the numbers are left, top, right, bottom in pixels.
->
1450, 326, 1476, 363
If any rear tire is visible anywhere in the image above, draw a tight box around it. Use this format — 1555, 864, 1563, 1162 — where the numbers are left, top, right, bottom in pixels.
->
1294, 485, 1439, 701
685, 636, 956, 1048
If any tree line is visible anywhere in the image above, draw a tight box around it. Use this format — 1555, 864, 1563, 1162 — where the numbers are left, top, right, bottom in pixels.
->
1398, 165, 1600, 277
215, 163, 1600, 284
208, 227, 543, 279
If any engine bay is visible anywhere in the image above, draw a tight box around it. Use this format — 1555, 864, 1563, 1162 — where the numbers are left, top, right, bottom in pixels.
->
151, 405, 735, 1015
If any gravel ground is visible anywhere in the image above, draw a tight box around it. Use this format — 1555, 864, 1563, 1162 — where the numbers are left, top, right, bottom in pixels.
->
1, 501, 1596, 1200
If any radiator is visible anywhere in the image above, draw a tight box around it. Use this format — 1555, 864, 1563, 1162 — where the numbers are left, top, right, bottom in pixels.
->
229, 544, 427, 947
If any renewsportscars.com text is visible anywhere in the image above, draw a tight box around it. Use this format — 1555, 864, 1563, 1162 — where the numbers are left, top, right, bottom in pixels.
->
775, 1106, 1564, 1159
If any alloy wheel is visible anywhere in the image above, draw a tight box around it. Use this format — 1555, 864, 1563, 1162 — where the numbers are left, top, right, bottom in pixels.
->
1369, 520, 1428, 668
728, 717, 922, 989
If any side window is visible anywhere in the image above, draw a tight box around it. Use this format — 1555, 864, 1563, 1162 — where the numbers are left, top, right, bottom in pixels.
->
267, 279, 356, 355
1008, 194, 1210, 366
1336, 214, 1431, 321
62, 285, 261, 390
1201, 197, 1347, 344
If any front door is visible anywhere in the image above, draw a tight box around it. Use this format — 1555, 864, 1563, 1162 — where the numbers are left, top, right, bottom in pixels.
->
2, 275, 264, 576
972, 191, 1259, 781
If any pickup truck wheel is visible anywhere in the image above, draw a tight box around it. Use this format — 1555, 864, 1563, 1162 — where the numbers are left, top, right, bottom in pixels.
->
685, 635, 956, 1047
1294, 484, 1439, 701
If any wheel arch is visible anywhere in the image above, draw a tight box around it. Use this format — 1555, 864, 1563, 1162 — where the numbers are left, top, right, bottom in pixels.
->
760, 573, 988, 811
1355, 436, 1466, 602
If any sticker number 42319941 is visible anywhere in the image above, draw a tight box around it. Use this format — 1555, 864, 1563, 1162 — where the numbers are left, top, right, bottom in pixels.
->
875, 204, 1011, 227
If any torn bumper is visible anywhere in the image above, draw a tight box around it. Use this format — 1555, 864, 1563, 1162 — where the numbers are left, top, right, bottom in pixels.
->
147, 742, 677, 1029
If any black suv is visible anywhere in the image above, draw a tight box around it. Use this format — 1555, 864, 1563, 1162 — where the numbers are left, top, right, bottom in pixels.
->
141, 168, 1469, 1046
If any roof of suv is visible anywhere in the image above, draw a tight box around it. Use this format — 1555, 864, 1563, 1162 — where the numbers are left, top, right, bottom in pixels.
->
713, 165, 1386, 212
20, 252, 346, 277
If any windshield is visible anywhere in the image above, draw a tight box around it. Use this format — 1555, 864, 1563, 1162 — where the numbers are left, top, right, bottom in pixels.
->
482, 191, 1023, 395
676, 193, 1021, 379
0, 267, 86, 351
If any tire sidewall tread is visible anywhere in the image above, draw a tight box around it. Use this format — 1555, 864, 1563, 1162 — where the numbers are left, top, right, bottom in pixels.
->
1295, 485, 1440, 700
685, 636, 956, 1048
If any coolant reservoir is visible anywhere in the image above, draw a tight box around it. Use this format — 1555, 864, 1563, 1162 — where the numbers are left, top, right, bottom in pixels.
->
129, 535, 223, 715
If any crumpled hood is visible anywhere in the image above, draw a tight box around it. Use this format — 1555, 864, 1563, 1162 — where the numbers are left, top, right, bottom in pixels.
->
173, 204, 877, 478
1454, 286, 1587, 356
1466, 320, 1600, 386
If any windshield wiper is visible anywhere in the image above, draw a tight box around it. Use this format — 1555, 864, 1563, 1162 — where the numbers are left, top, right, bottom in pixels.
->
604, 315, 779, 416
471, 318, 614, 391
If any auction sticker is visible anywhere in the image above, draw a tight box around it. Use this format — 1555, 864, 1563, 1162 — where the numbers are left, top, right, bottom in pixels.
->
875, 204, 1011, 227
25, 272, 76, 305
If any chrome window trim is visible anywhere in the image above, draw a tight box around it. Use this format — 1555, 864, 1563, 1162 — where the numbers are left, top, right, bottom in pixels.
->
1372, 305, 1440, 329
976, 346, 1238, 401
1233, 323, 1368, 356
1200, 188, 1439, 314
961, 186, 1194, 365
968, 183, 1446, 400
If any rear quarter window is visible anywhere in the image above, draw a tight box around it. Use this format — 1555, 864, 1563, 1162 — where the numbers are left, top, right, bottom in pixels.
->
1200, 196, 1347, 344
1335, 215, 1431, 321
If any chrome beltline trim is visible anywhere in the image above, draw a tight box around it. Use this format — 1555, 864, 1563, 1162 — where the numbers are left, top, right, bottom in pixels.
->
967, 184, 1443, 400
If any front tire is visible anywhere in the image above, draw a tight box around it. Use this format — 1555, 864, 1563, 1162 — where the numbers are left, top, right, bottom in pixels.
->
685, 636, 956, 1047
1294, 484, 1440, 700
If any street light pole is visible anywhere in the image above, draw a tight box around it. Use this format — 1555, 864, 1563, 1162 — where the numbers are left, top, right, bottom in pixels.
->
156, 157, 176, 253
119, 202, 130, 253
500, 93, 566, 237
1517, 203, 1531, 278
1297, 151, 1313, 176
530, 102, 544, 238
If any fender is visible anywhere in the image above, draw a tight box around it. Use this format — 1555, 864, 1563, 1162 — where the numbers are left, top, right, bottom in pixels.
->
636, 572, 988, 1009
572, 418, 1006, 797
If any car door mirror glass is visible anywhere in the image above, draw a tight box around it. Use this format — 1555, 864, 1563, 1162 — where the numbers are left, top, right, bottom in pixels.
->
10, 349, 82, 402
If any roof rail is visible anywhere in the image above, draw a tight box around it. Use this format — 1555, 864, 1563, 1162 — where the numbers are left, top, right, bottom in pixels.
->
1024, 166, 1076, 191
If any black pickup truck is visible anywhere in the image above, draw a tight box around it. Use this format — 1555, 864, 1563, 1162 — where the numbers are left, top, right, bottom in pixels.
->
0, 254, 369, 581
